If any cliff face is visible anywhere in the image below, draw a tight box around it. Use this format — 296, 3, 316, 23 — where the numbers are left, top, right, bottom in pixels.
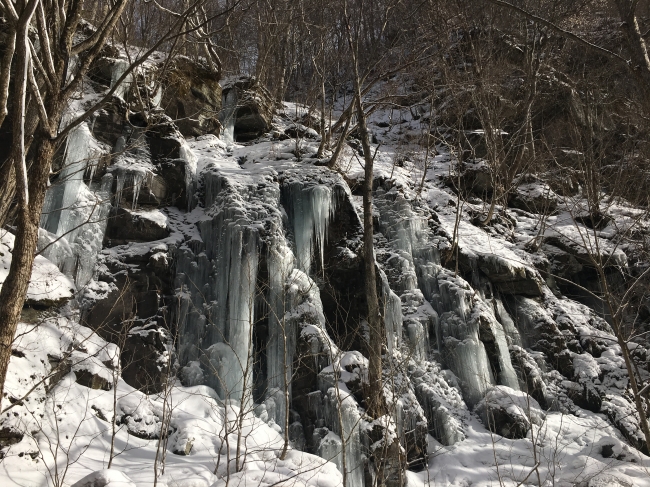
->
2, 53, 650, 487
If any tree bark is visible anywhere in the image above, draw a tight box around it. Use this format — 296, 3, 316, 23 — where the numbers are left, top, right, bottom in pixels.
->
0, 135, 54, 408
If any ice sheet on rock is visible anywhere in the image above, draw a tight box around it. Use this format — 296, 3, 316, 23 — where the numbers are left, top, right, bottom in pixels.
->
110, 58, 133, 100
266, 230, 296, 428
320, 387, 364, 487
111, 148, 154, 211
382, 277, 403, 353
180, 138, 198, 208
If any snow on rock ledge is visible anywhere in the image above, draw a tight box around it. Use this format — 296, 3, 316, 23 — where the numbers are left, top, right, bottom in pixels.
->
0, 231, 75, 307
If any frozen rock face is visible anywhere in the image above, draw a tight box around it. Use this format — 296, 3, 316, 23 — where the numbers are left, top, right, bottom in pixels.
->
174, 170, 268, 404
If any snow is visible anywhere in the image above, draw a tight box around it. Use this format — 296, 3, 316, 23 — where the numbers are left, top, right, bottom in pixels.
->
0, 316, 340, 487
0, 230, 75, 305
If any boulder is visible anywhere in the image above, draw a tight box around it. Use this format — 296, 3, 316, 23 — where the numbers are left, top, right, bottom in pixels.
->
474, 253, 543, 297
578, 474, 634, 487
475, 386, 545, 439
71, 470, 136, 487
563, 379, 602, 413
160, 57, 222, 137
0, 427, 23, 449
509, 179, 559, 214
443, 160, 494, 197
1, 232, 75, 308
75, 368, 112, 391
120, 325, 169, 394
104, 208, 170, 246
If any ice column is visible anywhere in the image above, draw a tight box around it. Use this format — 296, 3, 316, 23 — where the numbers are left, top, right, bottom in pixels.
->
285, 182, 336, 276
322, 388, 364, 487
110, 59, 133, 100
175, 172, 262, 407
220, 88, 237, 145
266, 228, 295, 429
382, 278, 403, 354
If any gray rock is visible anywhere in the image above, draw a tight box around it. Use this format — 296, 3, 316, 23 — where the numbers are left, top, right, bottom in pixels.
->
509, 180, 559, 214
104, 208, 169, 246
160, 57, 222, 137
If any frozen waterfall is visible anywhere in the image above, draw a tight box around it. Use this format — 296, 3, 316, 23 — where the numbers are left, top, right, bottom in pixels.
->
40, 121, 111, 287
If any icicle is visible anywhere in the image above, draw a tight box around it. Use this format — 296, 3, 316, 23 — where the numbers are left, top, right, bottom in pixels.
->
131, 171, 144, 210
115, 173, 124, 209
266, 229, 295, 429
39, 121, 111, 287
175, 172, 261, 405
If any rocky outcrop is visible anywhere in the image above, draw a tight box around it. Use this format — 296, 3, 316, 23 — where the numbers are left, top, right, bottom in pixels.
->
509, 177, 559, 214
81, 244, 174, 393
160, 57, 222, 137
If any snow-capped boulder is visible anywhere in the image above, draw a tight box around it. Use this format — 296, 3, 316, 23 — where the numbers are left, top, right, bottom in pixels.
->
105, 207, 170, 245
475, 386, 545, 439
71, 469, 136, 487
509, 178, 559, 214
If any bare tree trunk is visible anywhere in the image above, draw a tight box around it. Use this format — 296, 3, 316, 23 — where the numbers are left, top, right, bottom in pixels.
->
356, 94, 385, 419
0, 0, 44, 408
342, 0, 385, 420
0, 134, 54, 409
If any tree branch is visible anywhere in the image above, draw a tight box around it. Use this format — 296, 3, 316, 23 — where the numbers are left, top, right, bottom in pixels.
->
487, 0, 630, 67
